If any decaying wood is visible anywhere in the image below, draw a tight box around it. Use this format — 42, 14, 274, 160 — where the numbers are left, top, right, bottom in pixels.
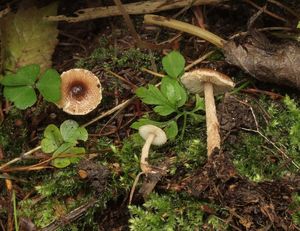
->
45, 0, 225, 23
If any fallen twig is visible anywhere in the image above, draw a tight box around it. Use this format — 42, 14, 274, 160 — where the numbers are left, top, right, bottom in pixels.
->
41, 199, 96, 231
45, 0, 225, 22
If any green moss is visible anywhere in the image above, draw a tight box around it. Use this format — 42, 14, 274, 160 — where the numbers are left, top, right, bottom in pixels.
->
0, 108, 28, 157
18, 168, 103, 229
129, 192, 227, 231
75, 37, 158, 71
290, 193, 300, 226
231, 96, 300, 181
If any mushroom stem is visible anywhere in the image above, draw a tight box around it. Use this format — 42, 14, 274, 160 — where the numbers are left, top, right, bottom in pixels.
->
140, 133, 155, 173
204, 82, 221, 156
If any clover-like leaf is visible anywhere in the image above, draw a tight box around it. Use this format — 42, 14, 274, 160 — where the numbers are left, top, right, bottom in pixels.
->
162, 51, 185, 78
51, 146, 85, 168
41, 124, 63, 153
3, 86, 37, 109
36, 68, 61, 103
1, 64, 40, 86
60, 120, 79, 142
52, 158, 71, 168
60, 120, 88, 143
52, 142, 75, 157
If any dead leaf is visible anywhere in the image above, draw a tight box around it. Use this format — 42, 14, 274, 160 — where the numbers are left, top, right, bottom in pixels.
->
0, 2, 58, 72
223, 36, 300, 89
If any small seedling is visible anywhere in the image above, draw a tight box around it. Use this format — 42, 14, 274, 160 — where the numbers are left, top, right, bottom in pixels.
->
132, 51, 205, 139
1, 64, 61, 109
41, 120, 88, 168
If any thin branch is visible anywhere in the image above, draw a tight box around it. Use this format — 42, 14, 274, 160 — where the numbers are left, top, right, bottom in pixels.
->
45, 0, 225, 22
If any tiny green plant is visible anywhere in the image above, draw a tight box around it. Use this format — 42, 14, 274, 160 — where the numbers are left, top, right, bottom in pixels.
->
0, 64, 61, 109
132, 51, 205, 139
41, 120, 88, 168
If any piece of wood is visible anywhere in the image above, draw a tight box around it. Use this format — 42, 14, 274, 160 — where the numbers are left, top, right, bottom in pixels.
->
45, 0, 225, 22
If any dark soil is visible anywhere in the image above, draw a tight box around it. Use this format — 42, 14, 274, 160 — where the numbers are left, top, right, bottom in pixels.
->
1, 0, 300, 230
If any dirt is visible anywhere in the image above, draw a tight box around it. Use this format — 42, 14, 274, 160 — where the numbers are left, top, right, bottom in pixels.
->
184, 150, 299, 230
1, 0, 300, 230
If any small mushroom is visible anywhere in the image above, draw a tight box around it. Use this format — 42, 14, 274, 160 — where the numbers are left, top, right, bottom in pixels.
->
181, 68, 235, 156
56, 68, 102, 115
138, 125, 167, 173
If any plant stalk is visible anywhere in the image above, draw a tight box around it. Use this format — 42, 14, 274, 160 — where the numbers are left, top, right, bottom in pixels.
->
144, 14, 225, 48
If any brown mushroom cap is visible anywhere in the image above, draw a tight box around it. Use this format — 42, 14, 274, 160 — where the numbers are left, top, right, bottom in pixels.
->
181, 68, 235, 96
56, 68, 102, 115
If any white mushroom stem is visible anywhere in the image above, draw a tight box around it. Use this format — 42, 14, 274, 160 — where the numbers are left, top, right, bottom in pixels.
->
204, 82, 221, 156
140, 133, 155, 173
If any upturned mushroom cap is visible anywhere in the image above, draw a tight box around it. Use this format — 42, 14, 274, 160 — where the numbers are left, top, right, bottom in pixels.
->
56, 68, 102, 115
181, 68, 235, 96
139, 125, 167, 146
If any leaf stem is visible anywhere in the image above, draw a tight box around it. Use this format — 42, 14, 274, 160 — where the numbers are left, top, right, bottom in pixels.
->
180, 112, 187, 140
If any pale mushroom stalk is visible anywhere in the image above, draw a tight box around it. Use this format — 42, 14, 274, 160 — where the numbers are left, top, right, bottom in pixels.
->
140, 133, 155, 172
204, 82, 221, 156
181, 68, 235, 157
138, 125, 167, 173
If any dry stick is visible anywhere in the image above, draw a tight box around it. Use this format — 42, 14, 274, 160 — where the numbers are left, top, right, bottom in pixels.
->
0, 98, 135, 171
113, 0, 146, 49
267, 0, 300, 19
0, 146, 42, 171
82, 97, 136, 128
184, 50, 215, 71
45, 0, 225, 22
243, 0, 288, 23
144, 14, 225, 48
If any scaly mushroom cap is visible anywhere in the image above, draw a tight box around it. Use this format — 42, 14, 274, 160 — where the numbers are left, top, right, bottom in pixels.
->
139, 125, 167, 146
56, 69, 102, 115
181, 68, 235, 96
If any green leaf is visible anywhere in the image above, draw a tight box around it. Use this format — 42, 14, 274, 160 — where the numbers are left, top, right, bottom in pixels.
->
51, 146, 85, 168
67, 147, 86, 164
36, 68, 61, 103
193, 94, 205, 112
52, 142, 75, 157
41, 124, 63, 153
153, 105, 176, 116
164, 121, 178, 140
51, 158, 71, 168
162, 51, 185, 78
136, 85, 176, 116
60, 120, 79, 142
72, 127, 88, 142
60, 120, 88, 143
161, 77, 187, 107
189, 113, 205, 124
1, 64, 40, 86
3, 86, 37, 109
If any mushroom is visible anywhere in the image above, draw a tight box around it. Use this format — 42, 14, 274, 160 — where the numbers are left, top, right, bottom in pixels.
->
181, 68, 235, 156
138, 124, 167, 173
56, 68, 102, 115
